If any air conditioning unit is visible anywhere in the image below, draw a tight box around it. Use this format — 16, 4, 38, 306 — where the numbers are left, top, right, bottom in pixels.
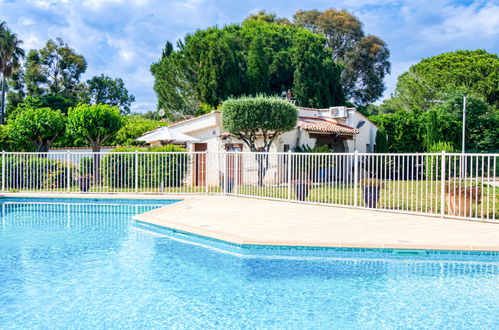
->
329, 106, 348, 118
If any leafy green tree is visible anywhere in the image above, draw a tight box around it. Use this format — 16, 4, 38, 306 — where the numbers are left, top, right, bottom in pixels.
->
222, 95, 297, 152
393, 50, 499, 111
150, 43, 198, 120
370, 110, 425, 152
222, 95, 297, 186
25, 38, 87, 104
341, 36, 390, 105
108, 115, 167, 146
8, 106, 65, 152
67, 104, 124, 152
0, 23, 25, 124
243, 10, 291, 25
293, 9, 390, 105
86, 74, 135, 114
67, 104, 124, 182
247, 35, 270, 94
5, 68, 25, 117
151, 20, 344, 116
428, 91, 493, 152
375, 129, 388, 153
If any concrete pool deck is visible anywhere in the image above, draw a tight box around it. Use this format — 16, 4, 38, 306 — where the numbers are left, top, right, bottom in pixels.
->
1, 193, 498, 251
132, 195, 499, 252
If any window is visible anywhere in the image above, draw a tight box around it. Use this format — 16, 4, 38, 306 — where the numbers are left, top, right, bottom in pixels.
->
283, 144, 290, 152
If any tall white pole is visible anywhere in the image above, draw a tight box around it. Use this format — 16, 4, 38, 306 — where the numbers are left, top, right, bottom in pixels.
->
462, 95, 466, 154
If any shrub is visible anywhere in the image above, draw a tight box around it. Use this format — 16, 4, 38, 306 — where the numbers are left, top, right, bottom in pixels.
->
100, 145, 189, 189
0, 155, 76, 190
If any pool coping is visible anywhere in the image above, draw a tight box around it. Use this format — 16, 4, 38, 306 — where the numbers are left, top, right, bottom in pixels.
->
131, 198, 499, 253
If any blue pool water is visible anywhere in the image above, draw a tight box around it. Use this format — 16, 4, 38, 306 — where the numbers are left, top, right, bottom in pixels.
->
0, 198, 498, 329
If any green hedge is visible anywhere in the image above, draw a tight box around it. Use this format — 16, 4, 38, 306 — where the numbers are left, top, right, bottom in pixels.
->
100, 145, 189, 188
1, 155, 76, 190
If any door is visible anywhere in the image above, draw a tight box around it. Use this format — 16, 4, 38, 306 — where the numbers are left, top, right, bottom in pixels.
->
224, 144, 244, 186
194, 143, 207, 186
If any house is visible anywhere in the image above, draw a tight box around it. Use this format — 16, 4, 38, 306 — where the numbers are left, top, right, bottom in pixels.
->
161, 106, 377, 153
145, 105, 378, 187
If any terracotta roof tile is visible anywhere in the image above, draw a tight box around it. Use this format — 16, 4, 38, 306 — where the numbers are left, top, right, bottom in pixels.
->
297, 117, 358, 135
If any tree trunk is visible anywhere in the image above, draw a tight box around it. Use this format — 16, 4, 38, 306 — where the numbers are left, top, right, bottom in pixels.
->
255, 151, 269, 187
91, 143, 102, 184
1, 77, 6, 125
36, 142, 50, 153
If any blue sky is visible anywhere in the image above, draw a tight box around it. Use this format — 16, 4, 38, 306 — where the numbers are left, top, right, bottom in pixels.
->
1, 0, 498, 112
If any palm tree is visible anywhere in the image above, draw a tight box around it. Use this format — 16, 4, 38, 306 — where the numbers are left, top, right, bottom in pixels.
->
0, 23, 25, 124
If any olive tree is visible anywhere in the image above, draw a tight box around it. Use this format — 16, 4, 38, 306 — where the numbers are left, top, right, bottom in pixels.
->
67, 104, 124, 182
8, 107, 65, 152
222, 96, 297, 185
222, 95, 297, 152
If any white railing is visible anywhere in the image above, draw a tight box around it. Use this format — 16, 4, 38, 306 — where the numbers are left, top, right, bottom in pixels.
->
0, 150, 497, 223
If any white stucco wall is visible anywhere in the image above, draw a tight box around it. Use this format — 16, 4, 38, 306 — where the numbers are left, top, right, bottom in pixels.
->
165, 108, 379, 186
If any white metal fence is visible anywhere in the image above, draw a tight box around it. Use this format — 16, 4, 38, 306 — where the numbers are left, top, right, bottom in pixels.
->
1, 151, 497, 223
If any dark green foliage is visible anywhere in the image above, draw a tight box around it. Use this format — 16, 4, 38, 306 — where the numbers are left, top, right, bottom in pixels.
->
291, 144, 334, 182
369, 110, 425, 152
1, 22, 25, 124
222, 96, 297, 151
424, 92, 495, 152
86, 74, 135, 114
100, 145, 188, 188
151, 20, 344, 118
375, 129, 388, 153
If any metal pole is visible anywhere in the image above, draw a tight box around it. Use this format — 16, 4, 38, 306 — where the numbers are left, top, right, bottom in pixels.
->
234, 150, 239, 196
66, 150, 70, 193
354, 150, 359, 208
440, 151, 446, 219
1, 150, 5, 192
462, 95, 466, 154
287, 150, 292, 200
134, 150, 139, 193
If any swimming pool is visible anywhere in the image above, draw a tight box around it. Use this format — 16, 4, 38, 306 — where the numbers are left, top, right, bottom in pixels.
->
0, 198, 498, 328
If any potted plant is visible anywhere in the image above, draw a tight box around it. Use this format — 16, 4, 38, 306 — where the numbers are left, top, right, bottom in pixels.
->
360, 178, 384, 208
291, 145, 333, 201
79, 174, 93, 192
445, 182, 482, 217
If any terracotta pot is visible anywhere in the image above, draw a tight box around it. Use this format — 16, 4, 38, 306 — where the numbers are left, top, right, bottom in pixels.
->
445, 194, 473, 217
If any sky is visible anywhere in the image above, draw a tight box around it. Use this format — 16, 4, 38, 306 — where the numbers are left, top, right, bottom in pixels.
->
1, 0, 498, 112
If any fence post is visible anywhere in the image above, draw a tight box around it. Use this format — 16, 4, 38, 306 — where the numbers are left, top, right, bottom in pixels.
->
135, 150, 139, 193
287, 150, 292, 200
66, 150, 71, 193
354, 150, 359, 208
234, 150, 239, 196
1, 150, 5, 192
222, 150, 229, 196
440, 151, 446, 219
205, 151, 209, 195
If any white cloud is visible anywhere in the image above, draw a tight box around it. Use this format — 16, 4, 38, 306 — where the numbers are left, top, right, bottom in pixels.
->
0, 0, 498, 110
